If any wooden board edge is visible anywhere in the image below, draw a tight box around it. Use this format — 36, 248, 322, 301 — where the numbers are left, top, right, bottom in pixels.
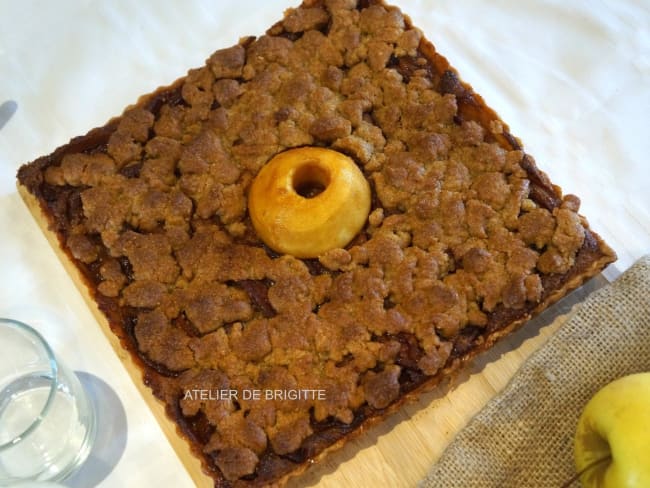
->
16, 183, 214, 488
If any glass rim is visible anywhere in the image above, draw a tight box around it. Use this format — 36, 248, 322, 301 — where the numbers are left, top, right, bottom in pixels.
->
0, 317, 59, 451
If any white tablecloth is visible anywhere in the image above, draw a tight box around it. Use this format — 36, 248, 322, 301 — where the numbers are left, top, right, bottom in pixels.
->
1, 1, 648, 487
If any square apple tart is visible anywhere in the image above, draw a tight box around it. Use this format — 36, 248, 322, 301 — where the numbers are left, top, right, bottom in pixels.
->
17, 0, 616, 486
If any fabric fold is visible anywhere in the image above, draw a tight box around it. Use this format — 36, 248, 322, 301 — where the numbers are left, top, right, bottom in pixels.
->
421, 255, 650, 488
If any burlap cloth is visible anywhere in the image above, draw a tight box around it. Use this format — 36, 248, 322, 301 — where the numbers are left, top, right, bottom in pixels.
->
420, 255, 650, 488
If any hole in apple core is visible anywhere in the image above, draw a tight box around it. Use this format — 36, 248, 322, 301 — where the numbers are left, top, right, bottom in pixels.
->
292, 161, 330, 199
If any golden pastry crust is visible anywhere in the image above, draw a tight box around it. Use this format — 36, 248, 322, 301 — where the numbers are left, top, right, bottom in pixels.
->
17, 0, 616, 486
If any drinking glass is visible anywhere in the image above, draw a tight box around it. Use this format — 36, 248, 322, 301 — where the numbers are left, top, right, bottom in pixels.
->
0, 318, 96, 483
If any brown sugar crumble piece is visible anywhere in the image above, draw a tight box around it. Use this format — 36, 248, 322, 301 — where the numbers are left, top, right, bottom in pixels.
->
17, 0, 615, 486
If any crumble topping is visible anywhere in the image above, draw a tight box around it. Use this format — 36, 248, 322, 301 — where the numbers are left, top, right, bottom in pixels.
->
25, 0, 593, 482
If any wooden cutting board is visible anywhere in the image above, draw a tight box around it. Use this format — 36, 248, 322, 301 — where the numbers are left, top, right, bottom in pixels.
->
18, 184, 607, 487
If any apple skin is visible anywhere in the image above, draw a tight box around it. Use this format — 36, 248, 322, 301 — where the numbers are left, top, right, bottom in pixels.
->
574, 372, 650, 488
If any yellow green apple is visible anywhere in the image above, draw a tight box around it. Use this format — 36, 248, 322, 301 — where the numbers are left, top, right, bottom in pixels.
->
574, 372, 650, 487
